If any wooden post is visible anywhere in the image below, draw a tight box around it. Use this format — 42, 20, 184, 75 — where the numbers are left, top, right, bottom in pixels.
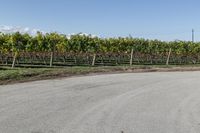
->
92, 53, 96, 66
74, 56, 77, 64
130, 48, 134, 66
50, 51, 54, 67
63, 56, 66, 63
5, 56, 8, 65
166, 48, 172, 65
12, 52, 17, 68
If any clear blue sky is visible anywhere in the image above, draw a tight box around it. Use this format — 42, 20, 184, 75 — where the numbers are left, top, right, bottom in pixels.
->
0, 0, 200, 41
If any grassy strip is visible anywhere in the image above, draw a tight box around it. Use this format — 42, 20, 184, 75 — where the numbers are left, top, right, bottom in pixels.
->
1, 65, 200, 85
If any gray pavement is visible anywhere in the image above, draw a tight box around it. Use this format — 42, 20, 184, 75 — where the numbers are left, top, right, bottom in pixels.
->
0, 72, 200, 133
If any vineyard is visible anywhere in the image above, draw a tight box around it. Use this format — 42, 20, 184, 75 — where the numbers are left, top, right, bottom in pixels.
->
1, 32, 200, 67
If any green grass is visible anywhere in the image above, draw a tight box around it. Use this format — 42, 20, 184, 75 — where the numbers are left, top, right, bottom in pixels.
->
1, 65, 200, 85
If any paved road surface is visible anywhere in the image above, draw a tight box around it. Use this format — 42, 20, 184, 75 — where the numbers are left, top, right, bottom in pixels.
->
0, 72, 200, 133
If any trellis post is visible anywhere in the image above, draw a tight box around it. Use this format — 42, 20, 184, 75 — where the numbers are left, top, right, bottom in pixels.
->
130, 48, 134, 66
166, 48, 172, 65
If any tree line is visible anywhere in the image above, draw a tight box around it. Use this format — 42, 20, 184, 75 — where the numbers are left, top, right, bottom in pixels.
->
0, 32, 200, 67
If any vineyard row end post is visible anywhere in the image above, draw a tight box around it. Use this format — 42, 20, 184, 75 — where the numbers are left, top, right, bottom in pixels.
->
130, 48, 134, 66
166, 48, 172, 65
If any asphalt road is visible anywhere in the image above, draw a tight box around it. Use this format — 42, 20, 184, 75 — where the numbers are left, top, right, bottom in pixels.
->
0, 72, 200, 133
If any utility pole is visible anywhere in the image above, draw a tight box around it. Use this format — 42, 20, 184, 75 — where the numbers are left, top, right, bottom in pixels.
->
192, 29, 194, 42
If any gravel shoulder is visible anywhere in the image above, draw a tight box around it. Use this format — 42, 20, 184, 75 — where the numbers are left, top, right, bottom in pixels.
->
1, 65, 200, 85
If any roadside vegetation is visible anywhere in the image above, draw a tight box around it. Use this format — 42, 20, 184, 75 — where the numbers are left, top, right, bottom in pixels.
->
1, 65, 200, 85
1, 32, 200, 84
1, 32, 200, 68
